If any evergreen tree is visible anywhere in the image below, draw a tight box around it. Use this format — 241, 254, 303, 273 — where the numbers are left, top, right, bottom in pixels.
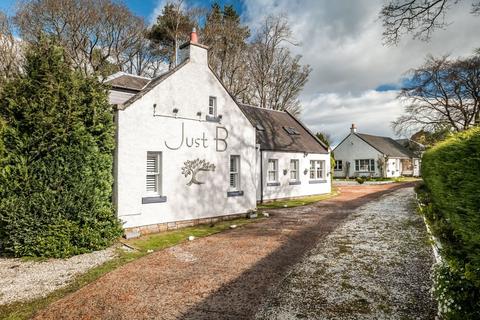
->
203, 3, 250, 98
148, 2, 196, 69
0, 38, 122, 257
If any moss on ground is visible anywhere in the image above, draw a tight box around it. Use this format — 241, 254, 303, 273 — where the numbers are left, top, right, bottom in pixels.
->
0, 217, 262, 320
257, 188, 340, 210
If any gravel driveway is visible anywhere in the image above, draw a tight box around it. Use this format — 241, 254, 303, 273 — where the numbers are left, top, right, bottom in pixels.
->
33, 183, 434, 319
255, 187, 436, 319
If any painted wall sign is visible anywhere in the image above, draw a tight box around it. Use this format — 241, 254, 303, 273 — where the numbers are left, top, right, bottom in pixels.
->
181, 158, 216, 186
165, 122, 228, 152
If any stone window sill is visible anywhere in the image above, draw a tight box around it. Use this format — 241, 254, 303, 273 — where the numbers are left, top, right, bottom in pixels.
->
309, 180, 327, 184
227, 190, 244, 197
289, 181, 301, 185
206, 115, 221, 123
266, 182, 280, 186
142, 196, 167, 204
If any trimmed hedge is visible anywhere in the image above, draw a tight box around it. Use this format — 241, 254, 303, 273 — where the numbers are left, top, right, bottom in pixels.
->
0, 39, 122, 258
420, 126, 480, 319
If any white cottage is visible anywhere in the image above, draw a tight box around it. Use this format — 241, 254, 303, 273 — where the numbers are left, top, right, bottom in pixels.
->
238, 105, 331, 202
333, 124, 421, 178
107, 30, 331, 237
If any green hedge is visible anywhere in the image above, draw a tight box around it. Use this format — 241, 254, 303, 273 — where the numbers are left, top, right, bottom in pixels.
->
420, 126, 480, 319
0, 39, 122, 258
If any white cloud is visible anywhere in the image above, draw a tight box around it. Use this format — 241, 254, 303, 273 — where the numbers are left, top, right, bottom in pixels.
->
298, 90, 405, 145
242, 0, 479, 141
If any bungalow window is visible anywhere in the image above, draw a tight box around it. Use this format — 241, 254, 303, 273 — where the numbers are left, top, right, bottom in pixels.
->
229, 155, 240, 190
334, 160, 343, 171
146, 152, 162, 195
290, 159, 299, 180
209, 96, 217, 116
310, 160, 324, 180
355, 159, 375, 172
267, 159, 278, 182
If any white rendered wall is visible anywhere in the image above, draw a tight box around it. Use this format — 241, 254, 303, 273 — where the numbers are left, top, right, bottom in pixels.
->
333, 134, 383, 178
259, 151, 331, 201
115, 44, 257, 229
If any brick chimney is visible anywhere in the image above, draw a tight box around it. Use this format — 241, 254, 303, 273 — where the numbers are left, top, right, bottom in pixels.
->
178, 27, 208, 66
190, 27, 198, 44
350, 123, 357, 134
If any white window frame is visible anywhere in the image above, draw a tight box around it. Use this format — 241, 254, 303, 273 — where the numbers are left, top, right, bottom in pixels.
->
146, 152, 162, 195
310, 160, 325, 180
334, 160, 343, 171
355, 159, 375, 172
267, 159, 278, 183
209, 96, 217, 116
229, 155, 240, 190
290, 159, 299, 181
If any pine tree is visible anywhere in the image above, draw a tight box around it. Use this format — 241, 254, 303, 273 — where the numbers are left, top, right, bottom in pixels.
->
0, 38, 122, 257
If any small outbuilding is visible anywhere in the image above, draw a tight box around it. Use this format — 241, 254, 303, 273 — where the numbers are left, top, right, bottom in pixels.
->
333, 124, 421, 178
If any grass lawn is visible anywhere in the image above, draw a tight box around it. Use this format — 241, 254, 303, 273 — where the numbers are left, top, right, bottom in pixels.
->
0, 216, 263, 320
257, 187, 340, 210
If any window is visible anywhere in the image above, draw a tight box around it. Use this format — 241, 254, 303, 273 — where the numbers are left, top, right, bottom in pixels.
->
283, 126, 300, 135
146, 152, 162, 194
334, 160, 343, 171
267, 159, 278, 182
310, 160, 324, 180
229, 155, 240, 190
355, 159, 375, 172
290, 159, 299, 180
209, 96, 217, 116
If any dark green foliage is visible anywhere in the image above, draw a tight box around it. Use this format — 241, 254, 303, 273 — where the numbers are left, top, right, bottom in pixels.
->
0, 38, 122, 258
420, 127, 480, 318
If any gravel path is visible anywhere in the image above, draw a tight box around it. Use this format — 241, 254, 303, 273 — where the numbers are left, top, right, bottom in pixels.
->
33, 183, 418, 320
255, 187, 436, 319
0, 247, 116, 305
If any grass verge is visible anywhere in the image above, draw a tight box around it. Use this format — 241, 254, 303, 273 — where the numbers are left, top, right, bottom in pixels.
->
257, 187, 340, 210
0, 216, 262, 320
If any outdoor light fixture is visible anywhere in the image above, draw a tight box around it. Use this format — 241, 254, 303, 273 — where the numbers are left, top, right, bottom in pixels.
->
172, 108, 179, 117
283, 169, 288, 176
197, 111, 202, 117
153, 103, 157, 116
304, 169, 308, 175
218, 114, 223, 120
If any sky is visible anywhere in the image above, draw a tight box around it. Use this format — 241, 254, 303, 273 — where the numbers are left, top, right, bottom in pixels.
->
1, 0, 479, 144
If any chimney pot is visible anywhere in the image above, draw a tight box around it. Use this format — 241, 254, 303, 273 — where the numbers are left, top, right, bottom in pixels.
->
350, 123, 357, 134
190, 27, 198, 44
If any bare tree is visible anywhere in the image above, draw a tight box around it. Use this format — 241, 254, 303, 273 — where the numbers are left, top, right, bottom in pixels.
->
202, 3, 250, 99
0, 11, 23, 87
14, 0, 148, 77
247, 15, 311, 114
380, 0, 480, 45
393, 52, 480, 135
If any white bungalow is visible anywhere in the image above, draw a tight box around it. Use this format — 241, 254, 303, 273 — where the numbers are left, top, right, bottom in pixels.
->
106, 30, 331, 238
333, 124, 421, 179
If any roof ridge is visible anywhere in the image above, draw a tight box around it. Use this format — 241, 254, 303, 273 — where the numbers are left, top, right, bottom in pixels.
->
239, 104, 288, 114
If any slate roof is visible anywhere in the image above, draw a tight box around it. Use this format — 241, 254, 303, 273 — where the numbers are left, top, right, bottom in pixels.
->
105, 72, 151, 92
238, 104, 328, 154
356, 133, 416, 158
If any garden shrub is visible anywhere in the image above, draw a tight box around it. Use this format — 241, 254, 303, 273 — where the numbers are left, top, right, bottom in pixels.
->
420, 126, 480, 319
0, 38, 122, 258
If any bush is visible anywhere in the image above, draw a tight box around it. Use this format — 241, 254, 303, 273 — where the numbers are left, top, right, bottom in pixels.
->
420, 126, 480, 319
355, 176, 366, 184
0, 39, 122, 258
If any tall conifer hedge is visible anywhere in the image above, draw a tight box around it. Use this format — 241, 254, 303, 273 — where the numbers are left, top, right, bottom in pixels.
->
0, 39, 122, 257
420, 126, 480, 318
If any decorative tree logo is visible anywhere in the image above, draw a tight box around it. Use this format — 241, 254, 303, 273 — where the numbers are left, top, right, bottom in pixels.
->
181, 158, 216, 186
